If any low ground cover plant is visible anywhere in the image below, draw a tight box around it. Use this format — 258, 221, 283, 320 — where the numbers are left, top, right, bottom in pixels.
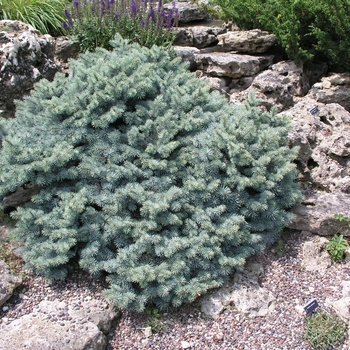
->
325, 234, 348, 262
211, 0, 350, 71
0, 34, 302, 311
0, 0, 69, 35
62, 0, 178, 51
304, 312, 346, 349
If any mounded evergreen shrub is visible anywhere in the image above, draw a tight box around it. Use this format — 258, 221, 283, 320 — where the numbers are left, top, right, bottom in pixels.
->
213, 0, 350, 71
0, 35, 302, 311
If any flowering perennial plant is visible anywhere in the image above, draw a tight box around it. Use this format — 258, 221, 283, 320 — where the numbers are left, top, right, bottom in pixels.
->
62, 0, 179, 51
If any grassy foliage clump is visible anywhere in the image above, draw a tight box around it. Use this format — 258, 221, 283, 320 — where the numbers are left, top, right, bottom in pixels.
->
304, 312, 346, 349
0, 0, 70, 35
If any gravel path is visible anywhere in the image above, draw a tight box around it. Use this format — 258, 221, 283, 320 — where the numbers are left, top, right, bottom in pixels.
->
1, 230, 349, 350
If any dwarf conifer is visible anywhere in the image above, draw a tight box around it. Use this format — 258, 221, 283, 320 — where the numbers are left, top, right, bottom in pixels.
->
0, 35, 302, 311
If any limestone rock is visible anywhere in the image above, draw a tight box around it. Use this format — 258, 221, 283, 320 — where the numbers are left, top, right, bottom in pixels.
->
194, 52, 273, 78
0, 260, 22, 307
164, 2, 210, 23
175, 26, 225, 48
308, 73, 350, 112
174, 46, 200, 70
0, 20, 59, 118
285, 99, 350, 192
3, 183, 43, 207
290, 193, 350, 236
200, 262, 276, 319
0, 298, 121, 350
271, 61, 310, 96
218, 29, 277, 53
326, 281, 350, 322
230, 69, 293, 111
300, 237, 332, 273
54, 36, 80, 63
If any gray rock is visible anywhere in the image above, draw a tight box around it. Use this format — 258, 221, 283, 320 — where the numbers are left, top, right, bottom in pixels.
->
0, 20, 59, 118
165, 2, 210, 23
194, 52, 274, 78
326, 281, 350, 322
0, 298, 121, 350
290, 193, 350, 236
3, 183, 43, 207
0, 260, 22, 307
300, 237, 332, 273
218, 29, 277, 53
308, 73, 350, 112
200, 262, 276, 319
285, 99, 350, 193
230, 69, 294, 111
174, 46, 200, 70
175, 26, 225, 48
271, 60, 310, 96
54, 36, 80, 63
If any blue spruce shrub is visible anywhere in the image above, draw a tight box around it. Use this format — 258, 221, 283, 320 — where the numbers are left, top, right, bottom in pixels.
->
0, 35, 302, 311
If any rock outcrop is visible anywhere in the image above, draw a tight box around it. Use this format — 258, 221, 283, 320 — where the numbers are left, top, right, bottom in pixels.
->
0, 298, 120, 350
0, 20, 59, 118
290, 193, 350, 236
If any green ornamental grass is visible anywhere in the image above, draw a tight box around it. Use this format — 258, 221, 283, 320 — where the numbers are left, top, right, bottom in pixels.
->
304, 312, 346, 350
0, 0, 70, 35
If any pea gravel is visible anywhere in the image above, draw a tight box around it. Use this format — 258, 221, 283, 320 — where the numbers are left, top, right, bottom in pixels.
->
1, 230, 349, 350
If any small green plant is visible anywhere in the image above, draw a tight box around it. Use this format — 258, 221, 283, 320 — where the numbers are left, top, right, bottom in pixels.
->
274, 239, 289, 257
334, 213, 350, 227
63, 0, 178, 52
145, 308, 165, 332
0, 209, 16, 226
0, 0, 70, 36
325, 234, 348, 262
304, 312, 346, 350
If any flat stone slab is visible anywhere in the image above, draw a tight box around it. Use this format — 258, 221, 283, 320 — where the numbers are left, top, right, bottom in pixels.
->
218, 29, 277, 53
290, 192, 350, 236
0, 298, 121, 350
194, 52, 274, 78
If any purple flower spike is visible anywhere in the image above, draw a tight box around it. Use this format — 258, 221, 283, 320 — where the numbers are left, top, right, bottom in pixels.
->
158, 0, 162, 11
140, 19, 145, 26
115, 12, 121, 20
74, 0, 79, 6
64, 9, 71, 18
149, 7, 155, 20
62, 21, 69, 29
172, 1, 176, 7
131, 0, 137, 17
166, 10, 173, 28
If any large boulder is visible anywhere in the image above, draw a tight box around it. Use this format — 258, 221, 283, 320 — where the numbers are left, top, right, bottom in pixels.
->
0, 298, 120, 350
218, 29, 277, 53
0, 260, 22, 307
0, 20, 59, 118
194, 52, 274, 78
285, 99, 350, 193
308, 73, 350, 112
